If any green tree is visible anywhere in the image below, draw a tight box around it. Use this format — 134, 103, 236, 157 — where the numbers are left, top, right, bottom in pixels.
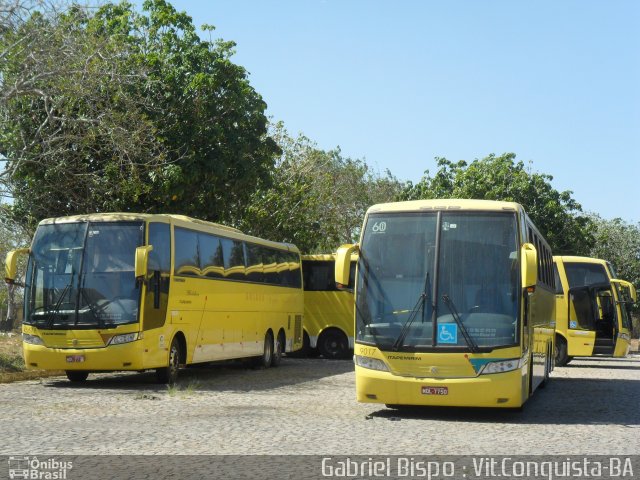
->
402, 153, 595, 255
0, 0, 278, 233
240, 122, 403, 253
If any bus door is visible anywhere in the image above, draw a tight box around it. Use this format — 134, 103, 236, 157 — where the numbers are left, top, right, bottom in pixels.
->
567, 285, 598, 356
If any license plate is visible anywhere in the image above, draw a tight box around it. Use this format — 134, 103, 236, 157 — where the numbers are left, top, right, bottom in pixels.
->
421, 386, 448, 395
66, 355, 85, 363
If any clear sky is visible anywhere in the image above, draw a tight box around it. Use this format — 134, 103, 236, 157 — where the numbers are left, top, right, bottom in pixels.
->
142, 0, 639, 223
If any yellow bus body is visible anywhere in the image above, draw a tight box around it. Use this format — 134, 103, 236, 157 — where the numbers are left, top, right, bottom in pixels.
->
338, 199, 556, 409
14, 213, 303, 382
553, 256, 632, 364
301, 254, 355, 359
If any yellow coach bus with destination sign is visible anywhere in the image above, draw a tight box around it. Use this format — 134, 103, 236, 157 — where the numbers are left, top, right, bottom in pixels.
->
5, 213, 303, 384
301, 254, 356, 359
334, 199, 556, 409
553, 256, 636, 366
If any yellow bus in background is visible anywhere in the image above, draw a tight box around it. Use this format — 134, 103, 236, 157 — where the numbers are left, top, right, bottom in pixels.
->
5, 213, 303, 384
335, 199, 555, 409
553, 256, 635, 366
301, 254, 355, 359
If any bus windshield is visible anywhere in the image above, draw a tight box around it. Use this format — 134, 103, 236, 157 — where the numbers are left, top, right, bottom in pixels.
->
564, 262, 609, 289
356, 212, 519, 351
24, 221, 144, 328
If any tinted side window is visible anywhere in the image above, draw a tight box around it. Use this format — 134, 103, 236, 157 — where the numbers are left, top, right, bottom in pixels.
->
199, 233, 224, 279
148, 223, 171, 273
303, 261, 337, 291
245, 243, 264, 283
174, 227, 199, 276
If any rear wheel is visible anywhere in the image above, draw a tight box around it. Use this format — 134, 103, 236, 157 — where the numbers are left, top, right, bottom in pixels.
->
156, 337, 181, 385
318, 329, 349, 360
65, 371, 89, 382
554, 336, 569, 367
272, 331, 285, 367
254, 331, 274, 368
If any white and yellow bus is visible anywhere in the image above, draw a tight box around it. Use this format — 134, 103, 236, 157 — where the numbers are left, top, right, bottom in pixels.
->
553, 256, 635, 366
301, 254, 355, 359
335, 199, 555, 409
5, 213, 304, 384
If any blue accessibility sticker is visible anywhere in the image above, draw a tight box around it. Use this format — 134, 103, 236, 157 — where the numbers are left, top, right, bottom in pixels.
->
569, 321, 577, 329
438, 323, 458, 344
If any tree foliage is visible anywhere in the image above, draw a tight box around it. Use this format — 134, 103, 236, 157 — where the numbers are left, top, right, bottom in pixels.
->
588, 215, 640, 287
0, 0, 278, 233
240, 122, 403, 253
401, 153, 595, 255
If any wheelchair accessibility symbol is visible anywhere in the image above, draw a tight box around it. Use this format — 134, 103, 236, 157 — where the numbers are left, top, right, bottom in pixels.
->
438, 324, 458, 344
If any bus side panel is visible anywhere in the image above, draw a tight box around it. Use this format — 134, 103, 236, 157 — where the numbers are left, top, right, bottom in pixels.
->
613, 331, 631, 358
304, 290, 354, 347
529, 286, 555, 393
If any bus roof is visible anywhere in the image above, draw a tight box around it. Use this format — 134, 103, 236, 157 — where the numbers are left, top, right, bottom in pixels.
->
36, 213, 300, 254
366, 199, 523, 214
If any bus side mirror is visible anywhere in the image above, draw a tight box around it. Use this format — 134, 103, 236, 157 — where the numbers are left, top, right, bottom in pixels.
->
135, 245, 153, 280
5, 248, 29, 284
335, 244, 358, 289
521, 243, 537, 289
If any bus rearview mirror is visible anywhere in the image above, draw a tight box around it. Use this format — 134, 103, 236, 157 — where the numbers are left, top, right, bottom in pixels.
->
335, 244, 358, 287
135, 245, 153, 280
5, 248, 29, 284
521, 243, 537, 289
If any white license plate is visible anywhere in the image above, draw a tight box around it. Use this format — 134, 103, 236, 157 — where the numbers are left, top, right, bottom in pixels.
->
421, 386, 448, 395
66, 355, 85, 363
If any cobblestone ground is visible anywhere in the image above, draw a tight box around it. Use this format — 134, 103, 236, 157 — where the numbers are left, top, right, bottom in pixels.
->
1, 354, 639, 455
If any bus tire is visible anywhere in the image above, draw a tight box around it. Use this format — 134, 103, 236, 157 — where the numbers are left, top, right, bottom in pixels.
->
156, 337, 181, 385
254, 331, 274, 369
318, 328, 349, 360
554, 335, 569, 367
272, 331, 285, 367
65, 371, 89, 382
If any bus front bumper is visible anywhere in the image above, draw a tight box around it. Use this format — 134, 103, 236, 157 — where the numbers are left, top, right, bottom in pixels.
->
23, 342, 145, 372
355, 365, 525, 408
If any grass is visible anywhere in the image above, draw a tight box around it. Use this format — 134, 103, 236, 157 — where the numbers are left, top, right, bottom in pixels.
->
0, 331, 63, 383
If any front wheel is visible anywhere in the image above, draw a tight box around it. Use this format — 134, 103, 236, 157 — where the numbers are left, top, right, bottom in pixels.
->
318, 329, 349, 360
156, 337, 181, 385
554, 336, 569, 367
65, 371, 89, 382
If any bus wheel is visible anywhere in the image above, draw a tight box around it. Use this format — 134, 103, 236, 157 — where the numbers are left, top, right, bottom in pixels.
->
555, 336, 569, 367
65, 371, 89, 382
255, 331, 274, 368
272, 331, 285, 367
156, 337, 181, 385
318, 329, 349, 360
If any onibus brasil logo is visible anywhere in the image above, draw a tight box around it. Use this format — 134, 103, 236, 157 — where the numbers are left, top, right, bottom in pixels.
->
8, 457, 73, 479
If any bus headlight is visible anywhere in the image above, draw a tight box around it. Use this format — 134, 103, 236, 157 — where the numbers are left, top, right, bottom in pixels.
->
479, 358, 521, 375
108, 333, 140, 346
355, 355, 389, 372
23, 334, 44, 345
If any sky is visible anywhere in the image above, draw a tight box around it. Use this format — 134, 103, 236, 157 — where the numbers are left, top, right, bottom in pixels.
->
140, 0, 639, 222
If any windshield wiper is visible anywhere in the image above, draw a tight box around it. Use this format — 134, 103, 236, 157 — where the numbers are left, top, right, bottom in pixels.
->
441, 294, 479, 353
392, 273, 431, 351
44, 281, 73, 328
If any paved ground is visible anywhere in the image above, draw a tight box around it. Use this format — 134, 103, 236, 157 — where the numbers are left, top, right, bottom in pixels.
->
1, 354, 639, 456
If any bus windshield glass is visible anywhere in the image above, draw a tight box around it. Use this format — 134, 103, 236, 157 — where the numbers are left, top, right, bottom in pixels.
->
564, 263, 609, 289
24, 221, 144, 328
356, 211, 519, 351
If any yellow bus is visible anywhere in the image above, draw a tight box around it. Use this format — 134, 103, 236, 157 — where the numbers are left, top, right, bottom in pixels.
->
335, 199, 555, 409
553, 256, 635, 366
5, 213, 304, 384
301, 254, 356, 359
